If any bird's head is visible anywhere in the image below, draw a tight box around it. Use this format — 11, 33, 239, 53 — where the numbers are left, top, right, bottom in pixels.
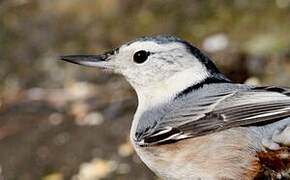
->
61, 35, 229, 106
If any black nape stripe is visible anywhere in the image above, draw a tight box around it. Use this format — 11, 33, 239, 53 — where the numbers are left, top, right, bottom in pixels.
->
176, 77, 231, 99
181, 41, 223, 75
173, 41, 232, 99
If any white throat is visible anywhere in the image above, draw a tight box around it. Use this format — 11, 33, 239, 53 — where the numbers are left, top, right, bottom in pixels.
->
136, 68, 209, 109
130, 66, 209, 141
136, 66, 209, 115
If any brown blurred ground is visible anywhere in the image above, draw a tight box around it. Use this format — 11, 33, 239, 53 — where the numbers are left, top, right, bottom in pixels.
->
0, 0, 290, 180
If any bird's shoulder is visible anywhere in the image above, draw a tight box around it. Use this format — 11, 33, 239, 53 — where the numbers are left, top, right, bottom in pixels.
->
134, 83, 290, 146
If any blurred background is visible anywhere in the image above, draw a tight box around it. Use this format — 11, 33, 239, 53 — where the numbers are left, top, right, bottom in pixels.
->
0, 0, 290, 179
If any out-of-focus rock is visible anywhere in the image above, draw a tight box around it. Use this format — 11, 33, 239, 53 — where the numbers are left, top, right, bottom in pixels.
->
69, 102, 90, 120
73, 158, 117, 180
118, 141, 134, 157
202, 33, 229, 52
49, 113, 64, 126
65, 82, 97, 101
244, 77, 261, 86
76, 112, 104, 126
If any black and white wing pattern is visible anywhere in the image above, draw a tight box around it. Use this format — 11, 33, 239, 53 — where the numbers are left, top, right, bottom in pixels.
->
137, 84, 290, 146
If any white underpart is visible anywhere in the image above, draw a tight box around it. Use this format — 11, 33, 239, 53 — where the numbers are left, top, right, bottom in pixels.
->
136, 66, 209, 109
130, 64, 209, 140
273, 126, 290, 145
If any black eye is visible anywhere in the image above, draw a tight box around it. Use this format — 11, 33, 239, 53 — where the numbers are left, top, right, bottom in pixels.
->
133, 50, 150, 64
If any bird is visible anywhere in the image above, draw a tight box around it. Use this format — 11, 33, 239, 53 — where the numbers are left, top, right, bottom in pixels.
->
60, 35, 290, 180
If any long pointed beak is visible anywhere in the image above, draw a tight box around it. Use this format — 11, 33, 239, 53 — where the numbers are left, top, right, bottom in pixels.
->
60, 54, 107, 67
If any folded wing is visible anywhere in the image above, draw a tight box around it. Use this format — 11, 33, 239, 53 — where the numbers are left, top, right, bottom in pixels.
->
139, 85, 290, 146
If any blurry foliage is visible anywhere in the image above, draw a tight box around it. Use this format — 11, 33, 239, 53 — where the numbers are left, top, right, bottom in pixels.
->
0, 0, 290, 91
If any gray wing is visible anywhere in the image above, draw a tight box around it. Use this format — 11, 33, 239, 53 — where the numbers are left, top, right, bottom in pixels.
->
139, 85, 290, 146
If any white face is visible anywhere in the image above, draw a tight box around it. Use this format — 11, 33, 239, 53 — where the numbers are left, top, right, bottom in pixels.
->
61, 39, 211, 106
102, 41, 209, 91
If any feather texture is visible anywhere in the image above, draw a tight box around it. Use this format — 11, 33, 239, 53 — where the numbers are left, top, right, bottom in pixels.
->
135, 83, 290, 146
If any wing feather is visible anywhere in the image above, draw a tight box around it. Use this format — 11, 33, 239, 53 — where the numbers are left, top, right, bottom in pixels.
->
138, 86, 290, 146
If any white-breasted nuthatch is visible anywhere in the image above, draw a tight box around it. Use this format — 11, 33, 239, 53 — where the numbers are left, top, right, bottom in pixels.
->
61, 35, 290, 180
